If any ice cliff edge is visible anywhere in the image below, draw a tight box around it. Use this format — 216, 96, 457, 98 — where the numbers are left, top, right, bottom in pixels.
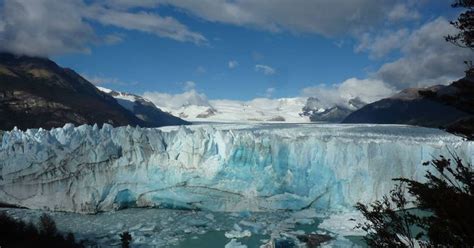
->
0, 123, 472, 213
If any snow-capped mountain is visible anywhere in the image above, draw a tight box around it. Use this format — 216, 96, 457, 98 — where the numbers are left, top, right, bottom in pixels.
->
148, 95, 312, 123
143, 92, 368, 123
343, 76, 474, 138
0, 53, 149, 130
300, 97, 367, 122
97, 87, 189, 126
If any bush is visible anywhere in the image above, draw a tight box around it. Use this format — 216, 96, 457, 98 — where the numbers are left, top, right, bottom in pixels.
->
356, 155, 474, 247
0, 212, 84, 248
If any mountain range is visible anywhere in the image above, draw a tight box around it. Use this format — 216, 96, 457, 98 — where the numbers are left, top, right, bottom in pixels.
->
145, 95, 366, 123
343, 76, 474, 138
2, 52, 472, 139
0, 53, 188, 130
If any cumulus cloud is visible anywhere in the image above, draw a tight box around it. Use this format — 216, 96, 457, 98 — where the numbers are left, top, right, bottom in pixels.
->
0, 0, 205, 57
387, 3, 420, 22
302, 78, 395, 107
86, 5, 206, 44
142, 80, 212, 110
0, 0, 95, 56
183, 81, 196, 91
375, 17, 471, 88
255, 64, 276, 75
355, 29, 409, 59
303, 17, 470, 106
143, 89, 211, 110
147, 0, 413, 37
0, 0, 426, 57
228, 60, 239, 69
303, 17, 471, 106
264, 87, 275, 98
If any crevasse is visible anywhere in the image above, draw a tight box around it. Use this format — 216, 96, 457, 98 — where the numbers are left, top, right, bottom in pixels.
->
0, 123, 472, 213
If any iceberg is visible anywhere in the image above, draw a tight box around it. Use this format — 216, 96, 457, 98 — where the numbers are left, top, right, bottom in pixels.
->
0, 123, 472, 213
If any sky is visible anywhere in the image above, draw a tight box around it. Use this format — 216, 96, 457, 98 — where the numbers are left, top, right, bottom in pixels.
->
0, 0, 472, 105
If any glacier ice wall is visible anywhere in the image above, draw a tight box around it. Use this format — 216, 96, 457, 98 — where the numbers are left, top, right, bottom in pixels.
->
0, 123, 472, 213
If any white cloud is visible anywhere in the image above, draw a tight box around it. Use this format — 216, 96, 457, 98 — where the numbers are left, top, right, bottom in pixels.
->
264, 87, 275, 98
103, 33, 125, 45
147, 0, 413, 37
0, 0, 206, 57
387, 3, 420, 22
228, 60, 239, 69
195, 66, 207, 74
0, 0, 427, 57
0, 0, 95, 57
81, 74, 138, 86
183, 81, 196, 91
86, 5, 206, 45
255, 64, 276, 75
143, 89, 211, 110
375, 17, 472, 89
355, 29, 409, 59
302, 78, 395, 107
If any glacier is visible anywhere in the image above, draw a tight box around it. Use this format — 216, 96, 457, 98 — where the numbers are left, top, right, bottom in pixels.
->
0, 123, 472, 214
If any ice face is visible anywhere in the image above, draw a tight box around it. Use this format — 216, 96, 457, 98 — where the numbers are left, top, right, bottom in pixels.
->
0, 123, 472, 213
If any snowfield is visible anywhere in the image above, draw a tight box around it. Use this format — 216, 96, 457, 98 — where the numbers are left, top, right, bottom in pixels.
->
0, 123, 472, 214
157, 97, 311, 123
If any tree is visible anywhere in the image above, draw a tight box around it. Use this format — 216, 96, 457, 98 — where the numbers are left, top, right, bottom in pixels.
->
39, 213, 58, 236
397, 155, 474, 246
445, 0, 474, 75
0, 211, 84, 247
354, 185, 425, 247
355, 155, 474, 247
120, 231, 133, 248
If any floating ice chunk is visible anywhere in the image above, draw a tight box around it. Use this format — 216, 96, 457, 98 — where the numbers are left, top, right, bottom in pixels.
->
139, 224, 156, 232
239, 220, 263, 233
225, 239, 247, 248
205, 213, 215, 221
318, 211, 365, 236
225, 225, 252, 239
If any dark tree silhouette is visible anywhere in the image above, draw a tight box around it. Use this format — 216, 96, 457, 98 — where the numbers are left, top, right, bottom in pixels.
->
120, 231, 133, 248
0, 212, 84, 247
356, 155, 474, 247
445, 0, 474, 75
396, 155, 474, 246
354, 185, 426, 247
39, 213, 58, 236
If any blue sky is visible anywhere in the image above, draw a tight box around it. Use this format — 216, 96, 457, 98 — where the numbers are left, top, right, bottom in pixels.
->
56, 23, 372, 99
1, 0, 470, 102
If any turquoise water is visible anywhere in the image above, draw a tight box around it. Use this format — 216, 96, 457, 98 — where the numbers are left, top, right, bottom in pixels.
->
1, 207, 367, 247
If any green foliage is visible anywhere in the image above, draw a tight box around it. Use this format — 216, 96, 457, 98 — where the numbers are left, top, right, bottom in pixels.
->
356, 155, 474, 247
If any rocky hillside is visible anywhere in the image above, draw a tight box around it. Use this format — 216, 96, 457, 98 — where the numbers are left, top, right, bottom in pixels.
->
97, 87, 189, 126
300, 97, 366, 122
0, 53, 187, 130
343, 76, 474, 138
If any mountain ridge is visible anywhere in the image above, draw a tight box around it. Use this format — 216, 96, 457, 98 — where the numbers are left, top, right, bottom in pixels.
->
0, 53, 187, 130
343, 76, 474, 138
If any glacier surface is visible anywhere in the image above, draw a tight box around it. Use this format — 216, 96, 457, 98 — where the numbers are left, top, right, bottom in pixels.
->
0, 123, 472, 213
